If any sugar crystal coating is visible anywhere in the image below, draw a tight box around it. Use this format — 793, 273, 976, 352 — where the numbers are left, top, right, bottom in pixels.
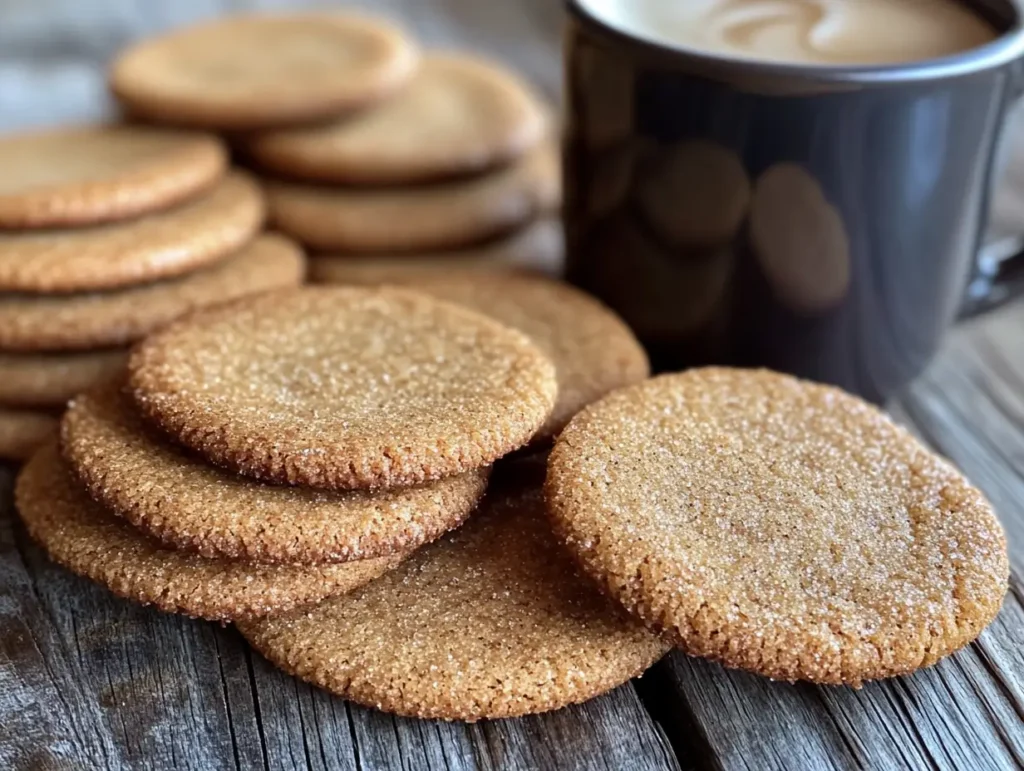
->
545, 368, 1009, 685
128, 286, 558, 490
239, 472, 670, 720
16, 443, 404, 622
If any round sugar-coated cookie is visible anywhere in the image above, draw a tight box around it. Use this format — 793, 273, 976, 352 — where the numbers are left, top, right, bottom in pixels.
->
265, 143, 559, 253
110, 13, 418, 131
62, 381, 490, 564
247, 53, 548, 184
0, 349, 126, 408
128, 286, 557, 490
0, 173, 264, 294
308, 219, 564, 284
238, 475, 670, 720
545, 368, 1010, 686
0, 234, 304, 352
0, 126, 226, 228
17, 443, 405, 621
0, 408, 58, 462
410, 275, 648, 441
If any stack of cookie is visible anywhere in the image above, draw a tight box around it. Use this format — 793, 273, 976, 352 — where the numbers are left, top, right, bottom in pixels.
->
108, 13, 562, 284
0, 125, 304, 462
16, 283, 664, 718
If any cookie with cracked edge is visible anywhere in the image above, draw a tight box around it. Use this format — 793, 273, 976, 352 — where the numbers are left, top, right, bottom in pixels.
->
238, 473, 670, 720
128, 286, 557, 490
545, 368, 1009, 686
264, 142, 559, 253
0, 125, 226, 228
61, 381, 490, 564
308, 218, 564, 284
0, 173, 264, 294
0, 349, 127, 408
111, 13, 418, 131
16, 443, 406, 622
407, 274, 648, 441
246, 53, 547, 184
0, 409, 59, 462
0, 234, 305, 352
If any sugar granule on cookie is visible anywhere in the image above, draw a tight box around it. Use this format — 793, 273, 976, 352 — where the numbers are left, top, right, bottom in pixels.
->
545, 368, 1008, 686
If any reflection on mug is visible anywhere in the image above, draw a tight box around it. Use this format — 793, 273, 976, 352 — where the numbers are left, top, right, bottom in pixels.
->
584, 212, 733, 339
749, 163, 851, 314
572, 42, 635, 151
586, 137, 654, 218
636, 140, 751, 250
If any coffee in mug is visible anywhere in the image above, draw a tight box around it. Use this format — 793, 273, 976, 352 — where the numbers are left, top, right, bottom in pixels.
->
579, 0, 997, 66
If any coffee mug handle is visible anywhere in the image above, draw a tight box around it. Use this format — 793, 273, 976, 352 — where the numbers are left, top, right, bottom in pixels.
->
960, 235, 1024, 318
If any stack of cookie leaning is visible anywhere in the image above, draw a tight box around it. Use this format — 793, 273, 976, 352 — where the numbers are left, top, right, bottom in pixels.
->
108, 12, 562, 285
0, 125, 302, 462
17, 283, 661, 720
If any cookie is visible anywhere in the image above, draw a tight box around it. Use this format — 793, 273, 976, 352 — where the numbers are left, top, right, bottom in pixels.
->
0, 126, 226, 228
407, 275, 647, 441
110, 13, 418, 131
265, 143, 559, 253
0, 408, 58, 462
308, 219, 564, 284
0, 234, 304, 352
246, 53, 548, 184
545, 368, 1009, 686
238, 474, 670, 720
62, 381, 490, 564
0, 349, 126, 408
17, 443, 406, 621
749, 163, 851, 314
0, 173, 264, 294
128, 286, 557, 490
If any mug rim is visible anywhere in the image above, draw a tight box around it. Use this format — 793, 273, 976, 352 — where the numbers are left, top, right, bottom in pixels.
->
567, 0, 1024, 84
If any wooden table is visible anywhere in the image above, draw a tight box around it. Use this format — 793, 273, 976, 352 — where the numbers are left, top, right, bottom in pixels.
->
1, 1, 1022, 769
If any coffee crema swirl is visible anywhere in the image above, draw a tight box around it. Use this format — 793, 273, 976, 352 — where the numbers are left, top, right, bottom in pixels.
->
580, 0, 997, 65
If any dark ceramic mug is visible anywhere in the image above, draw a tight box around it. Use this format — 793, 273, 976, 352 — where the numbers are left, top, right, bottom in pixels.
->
563, 0, 1024, 402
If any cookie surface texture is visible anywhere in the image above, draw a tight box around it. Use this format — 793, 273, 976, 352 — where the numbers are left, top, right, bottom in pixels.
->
61, 382, 490, 564
16, 443, 404, 621
308, 219, 564, 284
111, 13, 418, 130
265, 142, 559, 252
0, 234, 304, 352
128, 286, 557, 490
412, 275, 648, 440
545, 368, 1009, 685
0, 173, 264, 293
0, 409, 58, 462
0, 126, 226, 228
247, 53, 547, 184
0, 349, 127, 408
239, 474, 670, 720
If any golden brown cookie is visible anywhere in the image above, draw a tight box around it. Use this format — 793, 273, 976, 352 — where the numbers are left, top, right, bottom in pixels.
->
408, 275, 647, 441
110, 13, 418, 131
0, 349, 126, 408
246, 53, 548, 184
0, 126, 226, 228
17, 443, 405, 621
0, 408, 58, 462
62, 381, 490, 564
238, 474, 670, 720
128, 286, 557, 490
308, 219, 564, 284
0, 234, 304, 352
0, 173, 264, 294
545, 368, 1009, 686
265, 143, 559, 253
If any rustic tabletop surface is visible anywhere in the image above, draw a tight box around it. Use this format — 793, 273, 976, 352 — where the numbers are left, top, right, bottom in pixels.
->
1, 1, 1023, 770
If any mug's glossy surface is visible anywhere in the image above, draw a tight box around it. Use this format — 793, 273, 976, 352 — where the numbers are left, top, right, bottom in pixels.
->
564, 0, 1024, 402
